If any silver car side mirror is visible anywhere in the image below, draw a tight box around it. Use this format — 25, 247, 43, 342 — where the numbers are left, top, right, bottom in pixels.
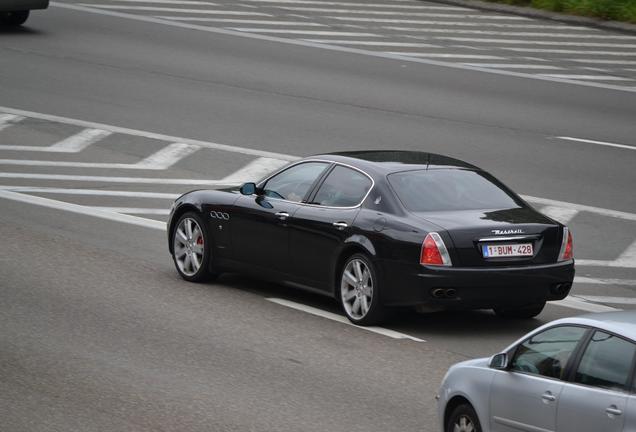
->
490, 353, 508, 370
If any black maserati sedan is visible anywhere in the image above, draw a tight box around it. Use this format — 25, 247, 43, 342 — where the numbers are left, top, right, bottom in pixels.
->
167, 151, 574, 325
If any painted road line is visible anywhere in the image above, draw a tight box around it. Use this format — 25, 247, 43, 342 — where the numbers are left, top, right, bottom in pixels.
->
576, 259, 635, 268
575, 295, 636, 305
155, 17, 326, 25
228, 29, 381, 36
385, 28, 636, 39
0, 172, 242, 185
539, 74, 633, 81
51, 3, 636, 93
0, 128, 112, 152
566, 59, 636, 65
287, 8, 530, 19
0, 189, 165, 230
463, 63, 563, 70
78, 5, 271, 15
0, 142, 200, 169
0, 114, 24, 132
0, 105, 297, 161
382, 22, 594, 29
504, 48, 636, 55
266, 298, 425, 342
386, 53, 505, 59
243, 0, 469, 10
302, 40, 438, 47
540, 206, 579, 224
0, 186, 180, 199
574, 277, 636, 286
222, 157, 289, 183
552, 296, 620, 313
90, 206, 171, 215
575, 241, 636, 269
435, 37, 636, 48
555, 136, 636, 151
521, 195, 636, 222
108, 0, 218, 4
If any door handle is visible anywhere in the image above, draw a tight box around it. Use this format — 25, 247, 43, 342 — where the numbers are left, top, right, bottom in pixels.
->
332, 221, 348, 230
275, 211, 290, 220
606, 406, 623, 416
541, 392, 556, 402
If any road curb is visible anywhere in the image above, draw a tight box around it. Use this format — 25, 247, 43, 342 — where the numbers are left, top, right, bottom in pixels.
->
422, 0, 636, 34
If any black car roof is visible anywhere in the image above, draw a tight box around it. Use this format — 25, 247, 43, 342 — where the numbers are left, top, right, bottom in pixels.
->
312, 150, 480, 175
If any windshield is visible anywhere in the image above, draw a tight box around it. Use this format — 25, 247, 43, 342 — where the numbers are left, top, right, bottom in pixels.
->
387, 169, 522, 212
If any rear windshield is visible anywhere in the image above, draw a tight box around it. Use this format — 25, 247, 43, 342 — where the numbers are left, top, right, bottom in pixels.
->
387, 169, 521, 212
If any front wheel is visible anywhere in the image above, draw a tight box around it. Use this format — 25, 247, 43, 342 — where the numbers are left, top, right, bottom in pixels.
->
1, 11, 29, 26
494, 301, 546, 319
446, 403, 482, 432
339, 253, 386, 326
171, 212, 217, 282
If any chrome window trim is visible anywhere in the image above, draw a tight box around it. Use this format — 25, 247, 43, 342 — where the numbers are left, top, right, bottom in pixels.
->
256, 158, 375, 210
478, 236, 538, 242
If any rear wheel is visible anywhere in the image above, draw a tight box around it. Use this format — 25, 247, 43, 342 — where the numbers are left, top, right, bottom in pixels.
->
494, 301, 545, 319
446, 403, 482, 432
171, 212, 217, 282
0, 11, 29, 26
339, 253, 386, 326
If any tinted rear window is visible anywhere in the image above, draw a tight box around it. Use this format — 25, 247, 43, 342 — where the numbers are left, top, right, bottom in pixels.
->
387, 169, 521, 212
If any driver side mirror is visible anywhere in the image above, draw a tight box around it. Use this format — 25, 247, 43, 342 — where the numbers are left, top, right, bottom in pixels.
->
490, 353, 509, 370
240, 182, 257, 196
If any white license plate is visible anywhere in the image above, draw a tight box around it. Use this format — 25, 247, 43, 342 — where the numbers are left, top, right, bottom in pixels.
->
482, 243, 533, 258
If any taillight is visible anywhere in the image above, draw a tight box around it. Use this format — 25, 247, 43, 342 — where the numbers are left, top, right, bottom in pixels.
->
558, 227, 574, 262
420, 232, 452, 266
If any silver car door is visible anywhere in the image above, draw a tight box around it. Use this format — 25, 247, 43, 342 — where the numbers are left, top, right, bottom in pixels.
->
490, 325, 588, 432
625, 393, 636, 432
556, 330, 635, 432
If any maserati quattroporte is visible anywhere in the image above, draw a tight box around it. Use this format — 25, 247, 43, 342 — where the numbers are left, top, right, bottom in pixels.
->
167, 151, 574, 325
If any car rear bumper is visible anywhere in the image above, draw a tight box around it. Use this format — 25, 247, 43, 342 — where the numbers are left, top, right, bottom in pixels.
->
381, 259, 575, 308
1, 0, 48, 11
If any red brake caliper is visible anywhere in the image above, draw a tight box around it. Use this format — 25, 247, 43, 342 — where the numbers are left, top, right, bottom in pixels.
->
196, 237, 203, 245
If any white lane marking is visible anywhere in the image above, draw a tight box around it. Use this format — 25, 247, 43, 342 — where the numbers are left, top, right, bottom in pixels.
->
540, 74, 633, 81
0, 189, 165, 230
386, 53, 505, 59
0, 172, 241, 185
614, 240, 636, 268
228, 29, 381, 36
0, 114, 25, 131
51, 3, 636, 93
243, 0, 470, 10
0, 128, 112, 152
0, 105, 297, 161
155, 16, 325, 25
384, 28, 636, 39
0, 142, 200, 169
504, 47, 636, 55
576, 259, 633, 268
286, 8, 530, 19
222, 157, 289, 183
555, 136, 636, 151
0, 186, 180, 199
266, 298, 425, 342
79, 5, 271, 14
90, 206, 171, 215
574, 277, 636, 286
302, 40, 438, 47
435, 37, 636, 48
566, 59, 636, 65
109, 0, 217, 4
521, 195, 636, 222
463, 63, 562, 70
575, 295, 636, 304
540, 206, 579, 224
552, 296, 620, 313
383, 23, 595, 29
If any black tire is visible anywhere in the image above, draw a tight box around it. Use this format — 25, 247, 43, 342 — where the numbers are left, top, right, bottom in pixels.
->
1, 11, 29, 26
446, 403, 482, 432
338, 253, 386, 326
494, 301, 546, 319
170, 212, 218, 283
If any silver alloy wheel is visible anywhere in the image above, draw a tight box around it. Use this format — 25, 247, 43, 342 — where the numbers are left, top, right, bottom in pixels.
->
453, 415, 475, 432
173, 217, 205, 277
341, 258, 373, 320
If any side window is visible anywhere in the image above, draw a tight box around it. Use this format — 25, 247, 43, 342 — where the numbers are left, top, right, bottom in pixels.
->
311, 165, 372, 207
262, 162, 328, 203
574, 331, 636, 391
510, 326, 587, 379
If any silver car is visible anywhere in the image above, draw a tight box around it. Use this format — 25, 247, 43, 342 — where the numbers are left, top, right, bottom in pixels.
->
437, 311, 636, 432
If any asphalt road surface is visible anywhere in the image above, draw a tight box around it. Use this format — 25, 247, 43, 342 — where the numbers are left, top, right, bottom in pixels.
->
1, 2, 635, 431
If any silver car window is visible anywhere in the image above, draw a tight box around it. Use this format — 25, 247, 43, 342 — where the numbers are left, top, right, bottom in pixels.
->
574, 331, 636, 391
510, 326, 587, 379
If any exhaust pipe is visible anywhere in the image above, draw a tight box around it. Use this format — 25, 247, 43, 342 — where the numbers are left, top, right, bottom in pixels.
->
550, 282, 572, 297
